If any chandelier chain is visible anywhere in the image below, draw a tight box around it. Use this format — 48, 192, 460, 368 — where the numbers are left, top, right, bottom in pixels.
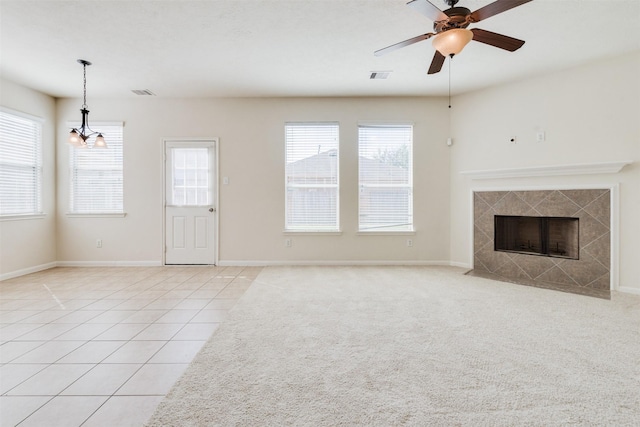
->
82, 63, 88, 109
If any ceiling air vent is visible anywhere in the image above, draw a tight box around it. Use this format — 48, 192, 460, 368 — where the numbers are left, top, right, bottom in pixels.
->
370, 71, 391, 80
131, 89, 156, 96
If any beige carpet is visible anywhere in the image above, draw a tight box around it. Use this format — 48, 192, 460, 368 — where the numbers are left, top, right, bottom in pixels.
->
146, 266, 640, 426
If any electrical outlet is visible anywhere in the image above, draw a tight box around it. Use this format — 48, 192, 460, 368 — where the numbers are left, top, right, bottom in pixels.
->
406, 239, 413, 247
285, 238, 292, 247
96, 239, 102, 248
536, 131, 546, 142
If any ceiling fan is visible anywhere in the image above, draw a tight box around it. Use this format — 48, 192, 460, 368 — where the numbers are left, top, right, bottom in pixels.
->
375, 0, 533, 74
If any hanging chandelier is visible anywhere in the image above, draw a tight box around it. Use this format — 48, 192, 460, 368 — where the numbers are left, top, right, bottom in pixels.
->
68, 59, 106, 149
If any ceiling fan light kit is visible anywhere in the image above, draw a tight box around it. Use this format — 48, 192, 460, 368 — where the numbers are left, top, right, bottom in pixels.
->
432, 28, 473, 57
375, 0, 533, 74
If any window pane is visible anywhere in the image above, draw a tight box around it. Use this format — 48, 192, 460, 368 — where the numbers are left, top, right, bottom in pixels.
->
186, 151, 197, 168
285, 123, 339, 231
186, 189, 196, 205
69, 123, 124, 213
197, 170, 208, 186
186, 169, 197, 187
197, 189, 208, 205
173, 188, 185, 205
174, 149, 185, 166
358, 125, 413, 231
0, 109, 43, 216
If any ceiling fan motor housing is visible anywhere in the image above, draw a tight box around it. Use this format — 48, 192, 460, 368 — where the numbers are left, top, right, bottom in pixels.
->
434, 7, 472, 33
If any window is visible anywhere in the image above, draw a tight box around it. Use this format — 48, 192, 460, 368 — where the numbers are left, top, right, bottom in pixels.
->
69, 122, 124, 214
358, 124, 413, 231
285, 122, 339, 231
0, 108, 43, 216
169, 146, 212, 206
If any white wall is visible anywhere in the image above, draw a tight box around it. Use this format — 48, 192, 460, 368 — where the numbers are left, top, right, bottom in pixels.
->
449, 52, 640, 292
56, 96, 452, 265
0, 79, 57, 278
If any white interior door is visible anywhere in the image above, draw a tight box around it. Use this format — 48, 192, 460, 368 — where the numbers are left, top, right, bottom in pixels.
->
164, 140, 217, 265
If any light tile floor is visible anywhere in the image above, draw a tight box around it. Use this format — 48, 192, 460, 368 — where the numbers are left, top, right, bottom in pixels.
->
0, 266, 260, 426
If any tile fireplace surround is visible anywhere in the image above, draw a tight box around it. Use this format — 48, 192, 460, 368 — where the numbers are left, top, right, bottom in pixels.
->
472, 189, 611, 298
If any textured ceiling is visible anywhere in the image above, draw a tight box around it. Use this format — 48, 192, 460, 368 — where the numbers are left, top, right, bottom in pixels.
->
1, 0, 639, 98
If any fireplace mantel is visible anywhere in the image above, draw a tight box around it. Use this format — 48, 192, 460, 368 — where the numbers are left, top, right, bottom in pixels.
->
460, 161, 632, 180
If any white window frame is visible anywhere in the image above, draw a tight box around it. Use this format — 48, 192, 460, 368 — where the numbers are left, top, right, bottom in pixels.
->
358, 123, 414, 233
0, 107, 44, 219
284, 122, 340, 232
67, 121, 125, 217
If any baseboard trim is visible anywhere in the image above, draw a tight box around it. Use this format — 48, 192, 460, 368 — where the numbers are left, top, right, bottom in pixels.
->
56, 261, 163, 267
0, 262, 57, 281
449, 261, 472, 269
617, 286, 640, 296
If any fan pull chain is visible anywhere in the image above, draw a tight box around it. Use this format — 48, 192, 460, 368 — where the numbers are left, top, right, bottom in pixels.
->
448, 54, 452, 109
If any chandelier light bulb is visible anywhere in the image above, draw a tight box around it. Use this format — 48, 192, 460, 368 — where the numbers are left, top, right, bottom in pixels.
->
69, 129, 82, 146
94, 134, 107, 148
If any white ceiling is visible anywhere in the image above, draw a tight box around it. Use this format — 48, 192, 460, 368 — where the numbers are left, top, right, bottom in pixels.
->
1, 0, 639, 99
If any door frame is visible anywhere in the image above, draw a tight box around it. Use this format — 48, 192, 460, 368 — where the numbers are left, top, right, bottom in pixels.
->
162, 137, 219, 266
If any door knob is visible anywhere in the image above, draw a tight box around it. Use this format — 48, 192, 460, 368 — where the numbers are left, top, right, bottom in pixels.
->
209, 207, 215, 212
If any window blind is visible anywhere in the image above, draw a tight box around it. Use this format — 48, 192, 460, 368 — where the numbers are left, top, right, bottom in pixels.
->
285, 122, 339, 231
0, 109, 43, 216
69, 123, 124, 213
358, 124, 413, 231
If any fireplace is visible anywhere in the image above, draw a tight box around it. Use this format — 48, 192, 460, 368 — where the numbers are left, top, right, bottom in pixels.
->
494, 215, 579, 259
472, 189, 611, 297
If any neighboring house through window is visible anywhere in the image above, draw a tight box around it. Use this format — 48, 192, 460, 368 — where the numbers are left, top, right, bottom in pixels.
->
69, 122, 124, 214
358, 124, 413, 232
285, 122, 339, 231
0, 108, 43, 217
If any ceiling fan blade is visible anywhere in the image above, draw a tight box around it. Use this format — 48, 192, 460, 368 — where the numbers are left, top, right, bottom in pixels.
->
470, 0, 533, 22
407, 0, 448, 22
471, 28, 525, 52
374, 33, 436, 56
427, 51, 446, 74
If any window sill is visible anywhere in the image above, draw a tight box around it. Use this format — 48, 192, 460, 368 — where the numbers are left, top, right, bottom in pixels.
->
67, 212, 127, 218
0, 213, 46, 222
283, 230, 343, 236
356, 230, 416, 236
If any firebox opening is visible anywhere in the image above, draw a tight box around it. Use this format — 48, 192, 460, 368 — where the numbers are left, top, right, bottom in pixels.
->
494, 215, 579, 260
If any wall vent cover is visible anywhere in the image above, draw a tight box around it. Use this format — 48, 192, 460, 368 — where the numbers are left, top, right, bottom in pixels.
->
370, 71, 391, 80
131, 89, 156, 96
